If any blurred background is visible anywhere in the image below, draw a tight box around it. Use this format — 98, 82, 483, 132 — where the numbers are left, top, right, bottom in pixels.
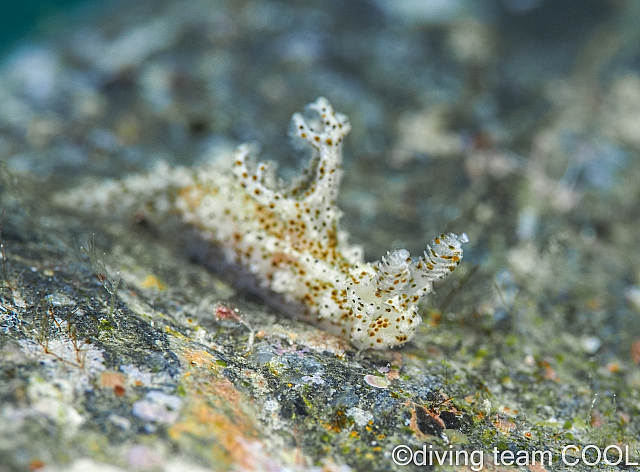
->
1, 1, 640, 470
0, 0, 91, 55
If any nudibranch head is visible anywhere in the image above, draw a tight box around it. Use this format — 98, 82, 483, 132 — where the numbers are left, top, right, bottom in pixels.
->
347, 233, 468, 349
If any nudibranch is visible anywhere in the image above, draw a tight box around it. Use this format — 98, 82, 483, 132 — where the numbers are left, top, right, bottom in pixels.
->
55, 98, 468, 349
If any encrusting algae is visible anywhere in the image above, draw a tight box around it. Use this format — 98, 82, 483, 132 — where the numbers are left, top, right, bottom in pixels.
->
55, 97, 468, 349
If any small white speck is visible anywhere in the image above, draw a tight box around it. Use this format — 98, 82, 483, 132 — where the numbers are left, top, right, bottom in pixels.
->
301, 372, 324, 385
132, 391, 182, 424
581, 336, 601, 354
109, 414, 131, 430
364, 374, 389, 389
346, 406, 373, 427
263, 400, 279, 412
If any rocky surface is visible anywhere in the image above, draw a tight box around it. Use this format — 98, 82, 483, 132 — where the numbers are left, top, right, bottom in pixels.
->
1, 0, 640, 471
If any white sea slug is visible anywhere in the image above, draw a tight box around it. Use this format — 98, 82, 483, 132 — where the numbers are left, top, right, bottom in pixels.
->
55, 98, 468, 349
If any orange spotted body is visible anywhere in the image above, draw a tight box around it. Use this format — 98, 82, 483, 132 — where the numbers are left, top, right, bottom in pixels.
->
55, 98, 467, 349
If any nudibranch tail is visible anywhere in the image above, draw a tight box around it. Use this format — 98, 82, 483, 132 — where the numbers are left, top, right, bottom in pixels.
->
53, 97, 467, 350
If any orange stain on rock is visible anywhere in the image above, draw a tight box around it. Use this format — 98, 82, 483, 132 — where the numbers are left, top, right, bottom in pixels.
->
631, 339, 640, 364
182, 348, 219, 369
493, 416, 517, 434
167, 347, 262, 468
140, 274, 166, 291
100, 371, 126, 391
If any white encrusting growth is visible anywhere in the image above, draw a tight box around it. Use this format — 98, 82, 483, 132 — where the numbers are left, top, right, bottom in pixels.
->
55, 97, 467, 349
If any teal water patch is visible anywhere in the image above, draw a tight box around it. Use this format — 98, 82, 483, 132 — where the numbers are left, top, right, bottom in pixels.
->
0, 0, 93, 54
